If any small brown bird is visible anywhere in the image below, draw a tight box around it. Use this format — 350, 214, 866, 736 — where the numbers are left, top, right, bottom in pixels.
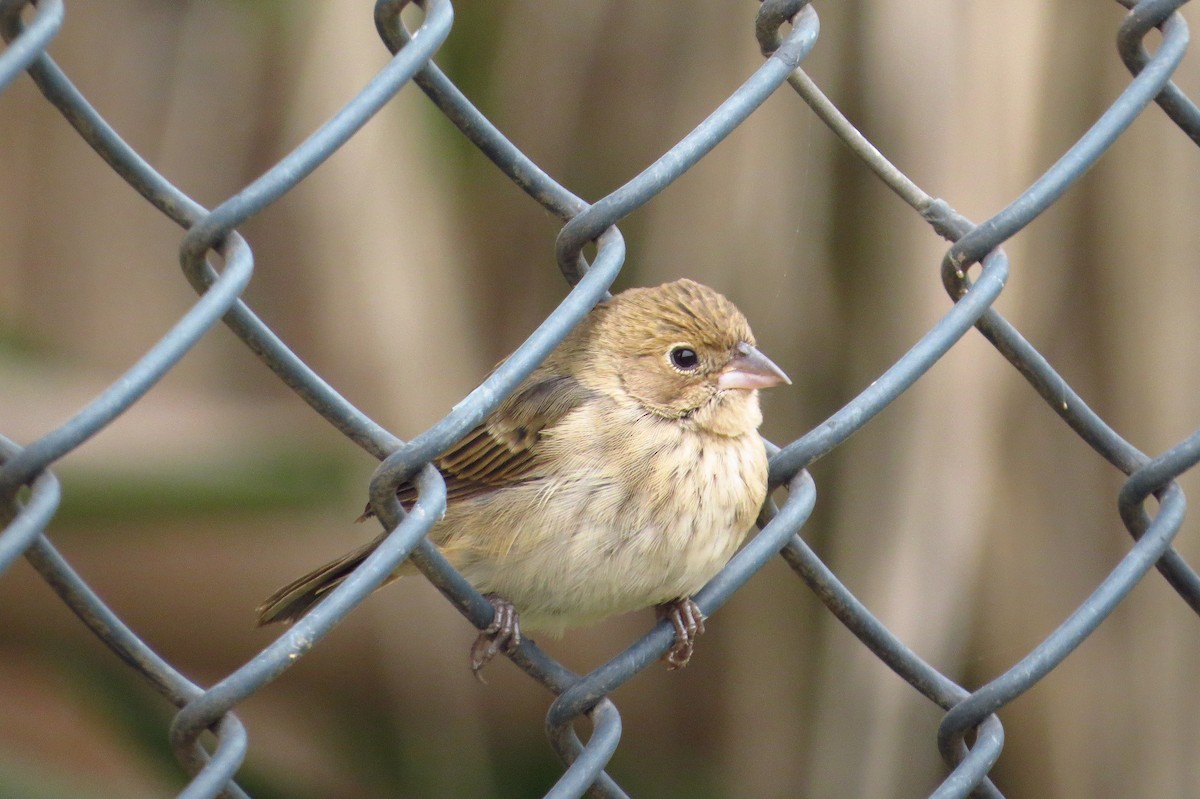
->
257, 279, 789, 675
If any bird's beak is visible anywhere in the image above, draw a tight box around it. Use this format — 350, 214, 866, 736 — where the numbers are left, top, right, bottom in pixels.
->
718, 342, 792, 390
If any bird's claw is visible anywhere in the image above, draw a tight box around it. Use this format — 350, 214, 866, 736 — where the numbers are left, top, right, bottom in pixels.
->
656, 597, 706, 669
470, 594, 521, 682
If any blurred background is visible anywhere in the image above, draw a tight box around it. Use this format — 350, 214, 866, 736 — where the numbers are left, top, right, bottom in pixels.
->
3, 1, 1200, 797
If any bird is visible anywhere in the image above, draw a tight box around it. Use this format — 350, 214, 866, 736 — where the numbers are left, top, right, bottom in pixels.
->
256, 278, 790, 677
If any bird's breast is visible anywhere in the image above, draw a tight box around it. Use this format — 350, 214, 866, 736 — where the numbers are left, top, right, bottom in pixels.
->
444, 406, 769, 634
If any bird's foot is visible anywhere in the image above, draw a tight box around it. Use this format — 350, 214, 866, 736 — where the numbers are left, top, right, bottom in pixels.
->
656, 597, 706, 670
470, 594, 521, 682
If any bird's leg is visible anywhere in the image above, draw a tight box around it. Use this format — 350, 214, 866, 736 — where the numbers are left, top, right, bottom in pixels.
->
470, 593, 521, 681
655, 597, 706, 669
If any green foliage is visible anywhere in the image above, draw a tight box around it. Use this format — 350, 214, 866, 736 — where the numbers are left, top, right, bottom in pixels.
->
52, 446, 357, 527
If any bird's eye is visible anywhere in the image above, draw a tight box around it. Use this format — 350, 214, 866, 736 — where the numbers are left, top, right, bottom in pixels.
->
669, 346, 700, 371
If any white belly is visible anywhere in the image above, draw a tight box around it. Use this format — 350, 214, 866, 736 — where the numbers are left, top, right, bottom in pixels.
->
443, 427, 768, 635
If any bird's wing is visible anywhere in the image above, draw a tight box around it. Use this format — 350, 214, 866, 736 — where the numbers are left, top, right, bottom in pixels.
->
362, 371, 595, 518
269, 371, 596, 623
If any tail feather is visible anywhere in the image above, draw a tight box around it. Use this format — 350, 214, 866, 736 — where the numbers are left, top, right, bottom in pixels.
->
256, 538, 383, 626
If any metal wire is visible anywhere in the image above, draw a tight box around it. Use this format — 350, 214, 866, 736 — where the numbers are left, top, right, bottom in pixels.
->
0, 1, 1197, 797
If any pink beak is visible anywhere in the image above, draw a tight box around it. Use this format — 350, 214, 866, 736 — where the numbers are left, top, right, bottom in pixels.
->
717, 342, 791, 390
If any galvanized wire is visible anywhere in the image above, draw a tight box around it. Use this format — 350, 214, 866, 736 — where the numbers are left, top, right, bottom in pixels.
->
1, 1, 1197, 797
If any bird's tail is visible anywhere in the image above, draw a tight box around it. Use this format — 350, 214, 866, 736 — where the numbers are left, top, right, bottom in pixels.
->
255, 538, 387, 626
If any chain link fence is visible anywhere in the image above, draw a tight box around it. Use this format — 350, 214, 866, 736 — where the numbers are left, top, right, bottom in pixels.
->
2, 0, 1199, 796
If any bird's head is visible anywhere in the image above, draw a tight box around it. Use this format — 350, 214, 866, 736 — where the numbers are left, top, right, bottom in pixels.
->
582, 279, 790, 437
